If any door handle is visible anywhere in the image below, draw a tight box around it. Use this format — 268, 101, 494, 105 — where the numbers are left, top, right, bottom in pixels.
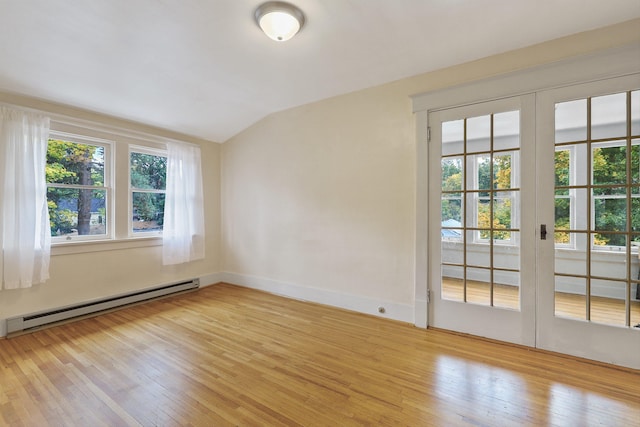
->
540, 224, 547, 240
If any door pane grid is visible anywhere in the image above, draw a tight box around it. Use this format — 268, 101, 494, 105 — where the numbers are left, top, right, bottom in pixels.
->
554, 90, 640, 328
441, 111, 521, 310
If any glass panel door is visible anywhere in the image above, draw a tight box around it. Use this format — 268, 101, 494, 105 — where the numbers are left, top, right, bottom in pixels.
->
554, 92, 640, 327
537, 75, 640, 369
429, 95, 536, 346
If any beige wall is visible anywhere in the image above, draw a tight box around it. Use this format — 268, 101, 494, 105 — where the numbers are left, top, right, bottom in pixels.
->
222, 80, 416, 305
221, 19, 640, 320
0, 94, 222, 334
1, 19, 638, 331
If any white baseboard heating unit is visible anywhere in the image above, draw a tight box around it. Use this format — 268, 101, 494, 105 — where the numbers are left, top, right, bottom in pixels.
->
6, 278, 200, 335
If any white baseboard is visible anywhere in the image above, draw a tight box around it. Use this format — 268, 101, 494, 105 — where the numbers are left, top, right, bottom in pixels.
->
0, 272, 414, 338
220, 272, 415, 324
199, 272, 224, 288
414, 298, 428, 328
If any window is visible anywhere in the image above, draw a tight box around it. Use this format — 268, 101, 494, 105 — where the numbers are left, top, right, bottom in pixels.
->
46, 131, 167, 243
440, 111, 520, 245
46, 133, 111, 241
553, 147, 574, 247
441, 156, 463, 240
554, 90, 640, 251
43, 123, 201, 252
475, 151, 516, 242
592, 140, 639, 249
130, 147, 167, 235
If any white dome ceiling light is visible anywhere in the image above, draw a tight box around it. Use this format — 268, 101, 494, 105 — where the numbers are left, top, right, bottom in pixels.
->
254, 1, 305, 42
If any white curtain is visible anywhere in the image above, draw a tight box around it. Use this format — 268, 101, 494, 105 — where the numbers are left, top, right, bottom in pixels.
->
0, 107, 51, 289
163, 141, 205, 265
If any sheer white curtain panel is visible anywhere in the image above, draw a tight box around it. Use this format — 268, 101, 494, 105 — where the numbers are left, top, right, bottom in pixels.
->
162, 141, 205, 265
0, 107, 51, 289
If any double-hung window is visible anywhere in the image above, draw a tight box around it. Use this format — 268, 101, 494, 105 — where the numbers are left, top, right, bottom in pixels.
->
44, 123, 202, 258
46, 132, 111, 241
129, 146, 167, 235
46, 132, 169, 243
591, 139, 639, 249
440, 111, 520, 246
441, 156, 463, 240
474, 150, 517, 243
553, 146, 575, 247
554, 90, 640, 252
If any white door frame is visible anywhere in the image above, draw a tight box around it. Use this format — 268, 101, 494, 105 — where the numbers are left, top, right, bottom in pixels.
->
536, 74, 640, 369
427, 95, 536, 346
412, 44, 640, 368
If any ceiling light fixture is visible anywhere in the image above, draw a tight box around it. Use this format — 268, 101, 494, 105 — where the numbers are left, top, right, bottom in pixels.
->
254, 1, 305, 42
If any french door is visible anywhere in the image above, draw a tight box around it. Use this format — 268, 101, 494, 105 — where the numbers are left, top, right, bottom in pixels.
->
536, 75, 640, 368
428, 74, 640, 368
428, 95, 537, 346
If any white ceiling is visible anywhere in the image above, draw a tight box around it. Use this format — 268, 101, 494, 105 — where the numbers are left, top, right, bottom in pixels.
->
1, 1, 639, 142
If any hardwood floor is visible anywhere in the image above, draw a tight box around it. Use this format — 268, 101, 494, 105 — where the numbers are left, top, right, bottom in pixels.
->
443, 278, 640, 327
1, 283, 639, 426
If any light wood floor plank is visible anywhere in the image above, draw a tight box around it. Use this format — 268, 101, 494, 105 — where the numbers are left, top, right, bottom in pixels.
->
443, 278, 640, 326
1, 283, 638, 426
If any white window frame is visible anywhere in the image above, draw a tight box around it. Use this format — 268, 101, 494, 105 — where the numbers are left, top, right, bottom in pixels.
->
471, 150, 519, 246
553, 145, 577, 250
412, 43, 639, 345
441, 155, 464, 241
128, 145, 167, 238
47, 131, 113, 243
553, 90, 640, 254
590, 139, 638, 252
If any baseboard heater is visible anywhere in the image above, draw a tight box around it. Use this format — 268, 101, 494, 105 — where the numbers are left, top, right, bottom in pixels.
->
6, 278, 200, 335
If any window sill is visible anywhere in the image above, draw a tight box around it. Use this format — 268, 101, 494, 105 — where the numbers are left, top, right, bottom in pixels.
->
51, 236, 162, 256
555, 247, 638, 262
442, 240, 519, 248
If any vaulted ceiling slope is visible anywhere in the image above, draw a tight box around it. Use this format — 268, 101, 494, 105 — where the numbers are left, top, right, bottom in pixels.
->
1, 1, 639, 143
